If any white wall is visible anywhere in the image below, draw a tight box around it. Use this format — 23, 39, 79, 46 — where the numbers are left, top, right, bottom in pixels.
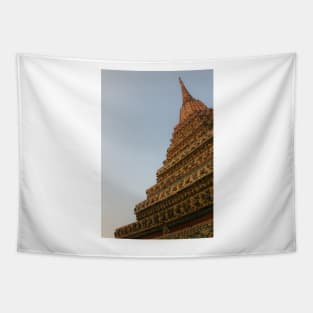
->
0, 1, 311, 312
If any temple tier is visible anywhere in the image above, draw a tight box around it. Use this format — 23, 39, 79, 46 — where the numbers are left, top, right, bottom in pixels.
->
115, 78, 213, 239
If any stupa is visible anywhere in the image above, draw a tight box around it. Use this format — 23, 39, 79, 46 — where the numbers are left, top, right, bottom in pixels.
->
115, 78, 213, 239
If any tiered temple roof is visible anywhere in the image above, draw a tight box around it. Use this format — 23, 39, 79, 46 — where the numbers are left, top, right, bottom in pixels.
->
115, 78, 213, 239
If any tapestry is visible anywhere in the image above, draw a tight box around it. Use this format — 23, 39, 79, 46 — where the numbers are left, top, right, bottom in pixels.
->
17, 53, 296, 257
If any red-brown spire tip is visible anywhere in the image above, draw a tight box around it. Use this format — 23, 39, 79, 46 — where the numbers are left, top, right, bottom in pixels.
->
178, 78, 209, 123
179, 77, 193, 104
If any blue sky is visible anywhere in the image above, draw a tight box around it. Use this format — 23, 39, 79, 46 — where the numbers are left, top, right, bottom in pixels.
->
101, 69, 213, 237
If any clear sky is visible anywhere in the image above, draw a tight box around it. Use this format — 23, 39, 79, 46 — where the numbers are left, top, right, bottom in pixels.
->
101, 69, 213, 237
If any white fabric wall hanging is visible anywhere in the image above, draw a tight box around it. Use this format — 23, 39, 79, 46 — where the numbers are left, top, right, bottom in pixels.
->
16, 53, 296, 257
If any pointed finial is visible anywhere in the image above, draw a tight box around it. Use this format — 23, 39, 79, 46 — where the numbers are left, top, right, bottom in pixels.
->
179, 77, 193, 103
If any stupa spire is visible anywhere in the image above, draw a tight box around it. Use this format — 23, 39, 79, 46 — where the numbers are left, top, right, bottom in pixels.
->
179, 77, 193, 103
178, 78, 209, 123
114, 76, 213, 239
